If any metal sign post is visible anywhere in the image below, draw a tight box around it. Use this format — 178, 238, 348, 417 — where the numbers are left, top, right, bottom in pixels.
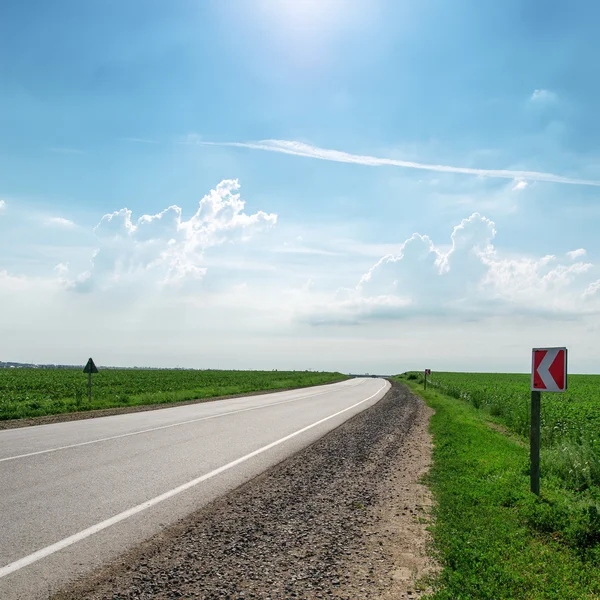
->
83, 358, 99, 403
530, 390, 541, 495
424, 369, 431, 391
530, 348, 567, 495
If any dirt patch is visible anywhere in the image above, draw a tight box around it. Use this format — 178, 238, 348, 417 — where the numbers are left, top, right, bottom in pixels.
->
52, 381, 436, 600
0, 385, 332, 430
353, 401, 437, 599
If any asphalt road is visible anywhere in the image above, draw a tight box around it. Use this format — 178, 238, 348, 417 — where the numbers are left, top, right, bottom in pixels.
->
0, 377, 389, 600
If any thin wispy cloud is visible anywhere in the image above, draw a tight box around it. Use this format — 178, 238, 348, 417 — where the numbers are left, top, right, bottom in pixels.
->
177, 133, 203, 145
205, 139, 600, 187
48, 147, 84, 155
530, 89, 559, 103
121, 137, 158, 144
46, 217, 75, 228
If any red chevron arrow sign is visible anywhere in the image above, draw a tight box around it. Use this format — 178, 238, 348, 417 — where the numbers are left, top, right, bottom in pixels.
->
531, 347, 567, 392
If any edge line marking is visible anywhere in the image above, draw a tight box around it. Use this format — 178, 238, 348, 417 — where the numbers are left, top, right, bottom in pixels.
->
0, 380, 362, 463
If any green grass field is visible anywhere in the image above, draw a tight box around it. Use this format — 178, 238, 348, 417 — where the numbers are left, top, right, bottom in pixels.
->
397, 373, 600, 599
0, 368, 349, 421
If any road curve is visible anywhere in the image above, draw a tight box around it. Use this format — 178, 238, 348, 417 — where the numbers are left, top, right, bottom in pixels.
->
0, 377, 389, 600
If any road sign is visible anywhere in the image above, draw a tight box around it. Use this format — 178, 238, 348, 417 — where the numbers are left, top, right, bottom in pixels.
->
425, 369, 431, 375
531, 347, 567, 392
530, 346, 567, 496
83, 358, 99, 375
83, 358, 99, 403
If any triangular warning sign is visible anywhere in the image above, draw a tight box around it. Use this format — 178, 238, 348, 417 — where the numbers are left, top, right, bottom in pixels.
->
83, 358, 99, 374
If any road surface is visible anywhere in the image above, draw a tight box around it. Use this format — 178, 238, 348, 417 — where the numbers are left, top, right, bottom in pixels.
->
0, 377, 389, 599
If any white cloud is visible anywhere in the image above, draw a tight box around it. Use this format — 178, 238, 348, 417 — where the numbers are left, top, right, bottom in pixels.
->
0, 200, 5, 212
2, 271, 599, 373
1, 231, 600, 373
301, 213, 598, 324
204, 139, 600, 187
567, 248, 586, 260
512, 179, 529, 192
584, 280, 600, 298
71, 180, 277, 292
46, 217, 76, 228
0, 270, 61, 294
530, 89, 559, 103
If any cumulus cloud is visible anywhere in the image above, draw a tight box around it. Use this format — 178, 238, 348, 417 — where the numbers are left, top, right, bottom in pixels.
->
567, 248, 586, 260
303, 213, 598, 324
54, 263, 70, 283
584, 280, 600, 298
0, 270, 61, 294
512, 179, 529, 192
530, 89, 559, 103
71, 180, 277, 292
46, 217, 75, 228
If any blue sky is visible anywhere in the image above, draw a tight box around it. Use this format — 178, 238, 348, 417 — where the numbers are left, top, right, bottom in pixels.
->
1, 0, 599, 373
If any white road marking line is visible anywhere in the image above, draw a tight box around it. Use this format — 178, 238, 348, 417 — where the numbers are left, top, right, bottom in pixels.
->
0, 382, 388, 579
0, 380, 364, 463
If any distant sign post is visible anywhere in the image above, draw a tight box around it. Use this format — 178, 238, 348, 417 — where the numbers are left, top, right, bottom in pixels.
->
530, 348, 567, 495
83, 358, 99, 403
424, 369, 431, 390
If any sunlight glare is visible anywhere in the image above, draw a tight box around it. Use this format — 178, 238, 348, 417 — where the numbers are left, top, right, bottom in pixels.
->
258, 0, 349, 37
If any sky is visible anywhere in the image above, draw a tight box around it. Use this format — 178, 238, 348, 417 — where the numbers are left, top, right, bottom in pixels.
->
1, 0, 600, 374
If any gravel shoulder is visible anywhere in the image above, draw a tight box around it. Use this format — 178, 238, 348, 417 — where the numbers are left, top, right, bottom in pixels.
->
52, 380, 436, 600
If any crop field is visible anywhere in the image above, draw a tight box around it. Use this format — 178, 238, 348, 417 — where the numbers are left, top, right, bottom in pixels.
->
0, 369, 349, 421
427, 372, 600, 490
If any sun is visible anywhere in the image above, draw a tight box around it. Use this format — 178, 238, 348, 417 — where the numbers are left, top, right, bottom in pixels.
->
257, 0, 347, 37
269, 0, 331, 25
233, 0, 371, 71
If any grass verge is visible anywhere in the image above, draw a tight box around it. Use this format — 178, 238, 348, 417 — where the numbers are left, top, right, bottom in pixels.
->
395, 376, 600, 600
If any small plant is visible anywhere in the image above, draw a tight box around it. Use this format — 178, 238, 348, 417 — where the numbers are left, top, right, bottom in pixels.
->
544, 440, 600, 490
